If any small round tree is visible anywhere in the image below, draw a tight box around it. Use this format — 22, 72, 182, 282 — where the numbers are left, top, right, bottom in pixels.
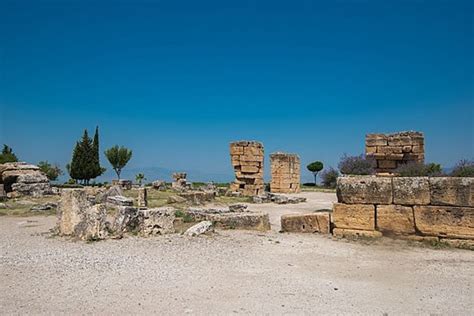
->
105, 145, 133, 180
307, 161, 324, 185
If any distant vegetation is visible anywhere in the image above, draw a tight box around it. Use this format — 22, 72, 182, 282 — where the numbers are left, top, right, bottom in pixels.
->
0, 145, 18, 164
38, 161, 63, 181
396, 162, 442, 177
306, 161, 324, 185
320, 167, 339, 189
338, 154, 375, 175
450, 159, 474, 177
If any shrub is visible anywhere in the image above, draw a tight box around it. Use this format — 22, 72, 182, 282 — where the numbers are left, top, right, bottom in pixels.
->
38, 161, 63, 181
450, 160, 474, 177
0, 144, 18, 164
396, 162, 443, 177
338, 154, 375, 175
321, 167, 339, 188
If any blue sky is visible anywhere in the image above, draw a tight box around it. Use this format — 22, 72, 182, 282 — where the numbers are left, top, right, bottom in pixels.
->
1, 0, 473, 182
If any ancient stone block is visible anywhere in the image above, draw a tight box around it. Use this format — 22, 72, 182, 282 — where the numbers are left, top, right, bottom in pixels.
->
137, 187, 147, 208
366, 134, 388, 146
413, 206, 474, 239
178, 191, 215, 205
393, 177, 430, 205
336, 176, 393, 204
107, 195, 134, 207
1, 162, 52, 197
270, 152, 300, 194
281, 212, 330, 234
112, 206, 141, 235
376, 205, 416, 235
139, 207, 176, 236
229, 141, 265, 196
332, 203, 375, 230
57, 189, 108, 240
429, 177, 473, 207
333, 228, 382, 239
378, 160, 397, 169
210, 212, 270, 231
172, 172, 190, 191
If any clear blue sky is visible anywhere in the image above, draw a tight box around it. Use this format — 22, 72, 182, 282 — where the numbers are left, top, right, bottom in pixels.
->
1, 0, 473, 182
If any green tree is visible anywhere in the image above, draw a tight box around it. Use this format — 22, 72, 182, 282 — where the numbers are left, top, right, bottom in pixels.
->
38, 161, 63, 181
105, 145, 132, 180
91, 126, 105, 178
0, 144, 18, 164
69, 130, 95, 185
307, 161, 324, 185
135, 173, 146, 186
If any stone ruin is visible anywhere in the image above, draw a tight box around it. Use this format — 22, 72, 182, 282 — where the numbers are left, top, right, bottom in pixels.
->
229, 141, 264, 196
172, 172, 191, 191
270, 152, 301, 193
0, 162, 52, 198
366, 131, 425, 173
111, 179, 133, 190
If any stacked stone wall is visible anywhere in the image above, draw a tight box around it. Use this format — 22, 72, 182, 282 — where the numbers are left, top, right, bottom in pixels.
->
366, 131, 424, 173
229, 141, 264, 196
334, 176, 474, 247
270, 153, 300, 193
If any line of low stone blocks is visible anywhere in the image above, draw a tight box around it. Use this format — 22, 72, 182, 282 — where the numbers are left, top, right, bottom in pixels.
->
281, 176, 473, 249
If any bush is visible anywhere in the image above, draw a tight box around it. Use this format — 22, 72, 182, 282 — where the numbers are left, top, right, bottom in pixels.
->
396, 162, 443, 177
38, 161, 63, 181
338, 154, 375, 175
450, 160, 474, 177
320, 167, 339, 188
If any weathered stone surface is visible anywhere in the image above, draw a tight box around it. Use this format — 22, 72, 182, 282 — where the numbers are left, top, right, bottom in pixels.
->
152, 180, 167, 190
270, 152, 301, 194
167, 195, 187, 204
229, 203, 248, 212
281, 212, 330, 234
10, 183, 53, 198
30, 202, 57, 212
429, 177, 473, 207
107, 195, 134, 207
56, 189, 108, 240
393, 177, 430, 205
377, 205, 415, 235
333, 203, 375, 230
210, 212, 270, 231
172, 172, 190, 191
178, 191, 215, 205
229, 141, 265, 196
96, 185, 123, 203
413, 206, 474, 239
112, 206, 141, 235
184, 221, 213, 236
336, 176, 392, 204
333, 228, 382, 239
138, 207, 176, 236
1, 162, 52, 197
0, 184, 6, 201
137, 187, 147, 208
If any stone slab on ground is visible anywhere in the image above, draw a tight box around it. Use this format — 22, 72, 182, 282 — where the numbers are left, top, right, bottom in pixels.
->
280, 212, 330, 234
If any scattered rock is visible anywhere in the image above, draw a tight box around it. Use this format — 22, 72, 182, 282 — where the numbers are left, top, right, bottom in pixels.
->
152, 180, 167, 190
56, 189, 108, 241
107, 195, 134, 207
229, 203, 248, 212
252, 193, 306, 205
112, 206, 141, 235
184, 221, 213, 236
0, 203, 7, 209
96, 185, 124, 203
167, 195, 187, 204
30, 202, 58, 212
139, 207, 176, 236
178, 191, 215, 205
172, 172, 191, 191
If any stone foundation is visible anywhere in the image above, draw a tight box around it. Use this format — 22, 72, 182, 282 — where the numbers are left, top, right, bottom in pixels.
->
172, 172, 190, 191
334, 176, 474, 247
365, 131, 425, 173
229, 141, 264, 196
270, 152, 301, 193
0, 162, 52, 198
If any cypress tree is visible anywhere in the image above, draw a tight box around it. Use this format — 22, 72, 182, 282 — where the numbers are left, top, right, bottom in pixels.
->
69, 141, 82, 183
92, 126, 103, 178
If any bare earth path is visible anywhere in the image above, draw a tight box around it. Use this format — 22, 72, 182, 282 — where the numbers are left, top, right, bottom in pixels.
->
1, 192, 473, 315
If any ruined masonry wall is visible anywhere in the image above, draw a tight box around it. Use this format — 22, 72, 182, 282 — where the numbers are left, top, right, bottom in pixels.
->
334, 176, 474, 246
229, 141, 264, 196
270, 153, 301, 193
366, 131, 424, 173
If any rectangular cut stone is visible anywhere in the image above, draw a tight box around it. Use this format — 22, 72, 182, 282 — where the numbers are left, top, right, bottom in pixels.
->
366, 146, 377, 154
377, 205, 415, 235
366, 134, 388, 146
377, 160, 397, 169
270, 152, 300, 193
281, 212, 330, 234
333, 203, 375, 230
336, 176, 393, 204
430, 177, 473, 207
333, 228, 382, 239
393, 177, 430, 205
413, 206, 474, 239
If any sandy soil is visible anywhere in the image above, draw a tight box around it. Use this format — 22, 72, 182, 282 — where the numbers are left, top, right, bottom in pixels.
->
1, 192, 473, 315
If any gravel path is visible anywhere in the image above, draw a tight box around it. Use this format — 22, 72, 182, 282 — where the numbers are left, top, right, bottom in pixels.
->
1, 211, 473, 315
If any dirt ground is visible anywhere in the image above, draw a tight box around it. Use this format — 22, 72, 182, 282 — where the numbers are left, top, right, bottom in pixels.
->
1, 192, 473, 315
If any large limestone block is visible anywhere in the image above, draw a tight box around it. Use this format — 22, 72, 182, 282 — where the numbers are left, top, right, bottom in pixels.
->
393, 177, 430, 205
429, 177, 473, 207
112, 206, 141, 235
139, 207, 176, 236
209, 212, 270, 231
57, 189, 108, 240
336, 176, 392, 204
413, 206, 474, 239
281, 212, 330, 234
377, 205, 415, 235
332, 203, 375, 230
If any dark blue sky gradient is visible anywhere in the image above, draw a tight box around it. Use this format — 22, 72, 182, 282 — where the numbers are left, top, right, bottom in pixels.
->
1, 0, 473, 182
